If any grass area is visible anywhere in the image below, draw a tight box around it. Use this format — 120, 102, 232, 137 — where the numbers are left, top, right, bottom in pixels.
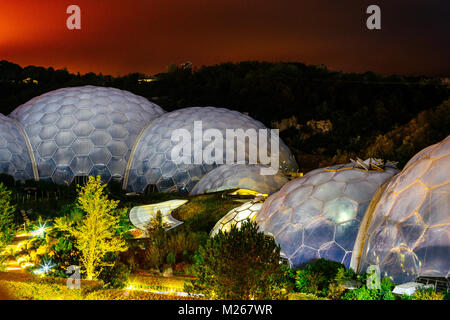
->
172, 193, 241, 232
287, 292, 328, 300
129, 273, 190, 292
0, 271, 197, 300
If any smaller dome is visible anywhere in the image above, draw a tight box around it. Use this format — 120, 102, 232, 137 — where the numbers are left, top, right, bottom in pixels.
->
210, 199, 263, 237
190, 164, 289, 196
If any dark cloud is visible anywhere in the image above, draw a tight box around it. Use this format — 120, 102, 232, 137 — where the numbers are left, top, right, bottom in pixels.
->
1, 0, 449, 76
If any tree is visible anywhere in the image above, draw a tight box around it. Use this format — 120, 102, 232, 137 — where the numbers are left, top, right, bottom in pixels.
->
55, 176, 126, 280
185, 220, 291, 300
142, 210, 170, 269
0, 183, 16, 245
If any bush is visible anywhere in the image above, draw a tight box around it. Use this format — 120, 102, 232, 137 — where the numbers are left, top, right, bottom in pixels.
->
295, 258, 347, 297
0, 183, 16, 244
412, 287, 446, 300
342, 277, 395, 300
342, 285, 380, 300
166, 252, 176, 265
99, 261, 131, 289
185, 220, 290, 300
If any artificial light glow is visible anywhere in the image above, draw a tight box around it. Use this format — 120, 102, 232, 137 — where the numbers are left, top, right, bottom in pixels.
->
31, 221, 49, 238
34, 260, 54, 276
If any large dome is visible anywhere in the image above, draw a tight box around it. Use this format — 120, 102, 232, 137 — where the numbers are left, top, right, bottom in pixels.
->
356, 136, 450, 283
0, 114, 35, 181
255, 159, 399, 268
8, 86, 165, 184
125, 107, 298, 193
190, 164, 289, 196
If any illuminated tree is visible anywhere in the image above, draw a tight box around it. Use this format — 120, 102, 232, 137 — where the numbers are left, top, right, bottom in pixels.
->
55, 176, 126, 280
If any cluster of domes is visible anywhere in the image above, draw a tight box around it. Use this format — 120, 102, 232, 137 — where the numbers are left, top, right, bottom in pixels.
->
2, 86, 448, 283
0, 86, 298, 194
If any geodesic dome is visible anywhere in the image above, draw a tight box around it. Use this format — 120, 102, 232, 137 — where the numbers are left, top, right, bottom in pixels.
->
357, 136, 450, 283
255, 159, 399, 268
0, 114, 35, 181
190, 164, 289, 196
8, 86, 165, 184
124, 107, 298, 193
210, 199, 263, 237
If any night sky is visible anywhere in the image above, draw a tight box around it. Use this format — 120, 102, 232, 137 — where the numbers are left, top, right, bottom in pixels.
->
1, 0, 449, 76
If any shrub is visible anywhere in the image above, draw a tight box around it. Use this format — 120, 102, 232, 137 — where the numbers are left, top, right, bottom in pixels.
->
295, 258, 347, 297
166, 252, 176, 265
412, 287, 446, 300
342, 285, 380, 300
99, 261, 131, 289
342, 277, 395, 300
0, 183, 16, 244
185, 220, 290, 300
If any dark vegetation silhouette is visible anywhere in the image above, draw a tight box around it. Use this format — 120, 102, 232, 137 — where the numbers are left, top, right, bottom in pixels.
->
1, 60, 449, 171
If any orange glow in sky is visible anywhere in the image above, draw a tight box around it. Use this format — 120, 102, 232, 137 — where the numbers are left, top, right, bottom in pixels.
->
1, 0, 449, 76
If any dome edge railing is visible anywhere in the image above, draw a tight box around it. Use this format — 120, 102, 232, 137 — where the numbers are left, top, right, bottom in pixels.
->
12, 118, 39, 181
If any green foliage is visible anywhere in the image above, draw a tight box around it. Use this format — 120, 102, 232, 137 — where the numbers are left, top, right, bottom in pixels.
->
342, 285, 380, 300
342, 277, 396, 300
166, 252, 176, 266
174, 193, 238, 233
98, 253, 131, 289
411, 287, 446, 300
365, 99, 450, 167
185, 220, 290, 300
295, 258, 347, 297
53, 176, 126, 280
0, 183, 16, 244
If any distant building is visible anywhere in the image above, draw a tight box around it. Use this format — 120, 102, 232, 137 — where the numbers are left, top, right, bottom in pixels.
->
138, 76, 158, 84
440, 77, 450, 85
22, 77, 38, 84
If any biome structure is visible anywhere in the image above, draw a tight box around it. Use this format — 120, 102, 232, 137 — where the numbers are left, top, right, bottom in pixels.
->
256, 159, 399, 268
0, 86, 298, 194
356, 135, 450, 283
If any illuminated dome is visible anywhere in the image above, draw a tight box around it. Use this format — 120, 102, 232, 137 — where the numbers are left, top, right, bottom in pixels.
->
8, 86, 165, 184
255, 159, 399, 268
125, 107, 298, 193
190, 164, 289, 196
210, 199, 263, 237
356, 136, 450, 283
0, 114, 35, 181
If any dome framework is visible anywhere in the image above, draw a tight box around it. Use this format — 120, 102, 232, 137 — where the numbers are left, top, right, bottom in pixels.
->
356, 136, 450, 283
8, 86, 165, 184
256, 159, 399, 268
